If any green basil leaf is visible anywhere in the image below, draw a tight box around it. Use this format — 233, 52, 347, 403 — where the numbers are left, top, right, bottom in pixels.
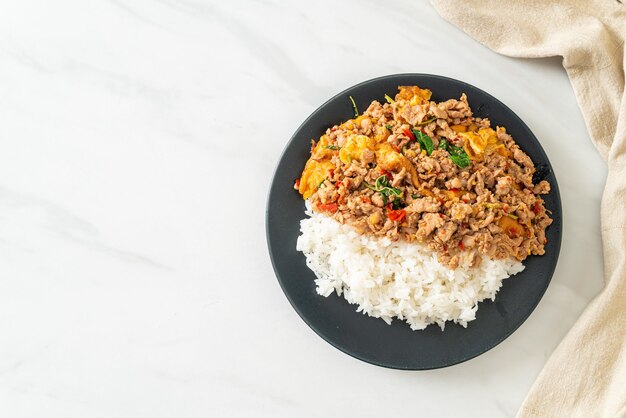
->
446, 144, 470, 168
380, 186, 403, 198
324, 145, 340, 150
412, 129, 434, 155
449, 150, 470, 168
367, 175, 403, 199
449, 154, 469, 168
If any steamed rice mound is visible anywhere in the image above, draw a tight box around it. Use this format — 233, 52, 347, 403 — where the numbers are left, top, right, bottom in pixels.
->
296, 204, 524, 330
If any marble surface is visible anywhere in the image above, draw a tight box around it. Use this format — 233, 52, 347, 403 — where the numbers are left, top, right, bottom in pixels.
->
0, 1, 608, 417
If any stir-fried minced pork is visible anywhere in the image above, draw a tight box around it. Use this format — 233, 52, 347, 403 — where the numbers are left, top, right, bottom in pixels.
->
295, 86, 553, 268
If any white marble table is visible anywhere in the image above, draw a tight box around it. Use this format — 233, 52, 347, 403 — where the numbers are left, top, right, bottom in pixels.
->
0, 1, 607, 416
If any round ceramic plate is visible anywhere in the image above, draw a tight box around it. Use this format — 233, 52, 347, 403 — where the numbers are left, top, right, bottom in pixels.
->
266, 74, 562, 370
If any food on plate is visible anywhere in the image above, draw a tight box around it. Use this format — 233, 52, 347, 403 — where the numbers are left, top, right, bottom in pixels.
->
295, 86, 553, 330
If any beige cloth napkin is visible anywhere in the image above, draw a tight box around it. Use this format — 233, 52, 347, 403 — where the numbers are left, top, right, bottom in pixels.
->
430, 1, 626, 416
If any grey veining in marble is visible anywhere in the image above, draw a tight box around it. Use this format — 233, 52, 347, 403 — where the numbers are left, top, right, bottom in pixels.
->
0, 1, 606, 417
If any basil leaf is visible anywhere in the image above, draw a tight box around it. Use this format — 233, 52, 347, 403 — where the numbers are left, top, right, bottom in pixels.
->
412, 129, 434, 155
385, 124, 393, 131
449, 154, 470, 168
324, 145, 340, 150
448, 145, 471, 168
439, 138, 449, 151
366, 175, 403, 199
381, 187, 402, 198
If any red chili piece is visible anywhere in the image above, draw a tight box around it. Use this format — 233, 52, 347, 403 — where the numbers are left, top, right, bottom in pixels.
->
318, 203, 338, 213
387, 209, 406, 222
533, 202, 540, 214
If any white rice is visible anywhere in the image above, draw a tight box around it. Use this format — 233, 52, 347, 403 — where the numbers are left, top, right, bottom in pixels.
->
296, 203, 525, 330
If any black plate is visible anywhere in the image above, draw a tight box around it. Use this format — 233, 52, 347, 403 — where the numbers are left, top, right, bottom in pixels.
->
266, 74, 562, 370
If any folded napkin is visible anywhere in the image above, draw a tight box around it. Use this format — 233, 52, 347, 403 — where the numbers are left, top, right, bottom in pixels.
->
430, 1, 626, 416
